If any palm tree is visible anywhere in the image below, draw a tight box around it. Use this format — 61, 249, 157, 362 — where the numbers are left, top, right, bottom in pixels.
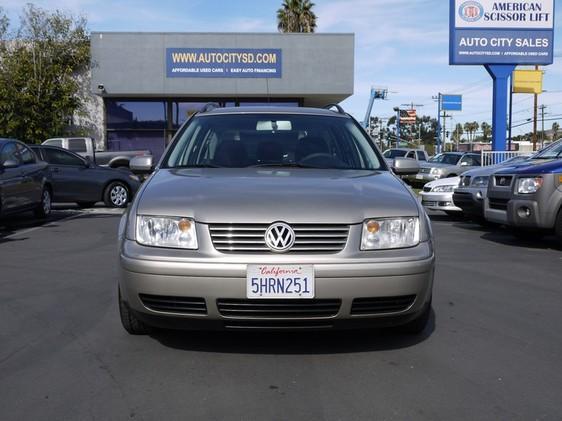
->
277, 0, 317, 33
481, 122, 492, 141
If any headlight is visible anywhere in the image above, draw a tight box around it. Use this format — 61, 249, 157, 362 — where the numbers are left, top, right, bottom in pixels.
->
471, 176, 489, 188
361, 218, 420, 250
430, 168, 442, 175
517, 177, 543, 194
431, 185, 456, 193
136, 216, 198, 249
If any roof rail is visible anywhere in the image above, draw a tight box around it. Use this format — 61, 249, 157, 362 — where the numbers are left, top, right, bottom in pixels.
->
200, 102, 221, 113
322, 103, 346, 114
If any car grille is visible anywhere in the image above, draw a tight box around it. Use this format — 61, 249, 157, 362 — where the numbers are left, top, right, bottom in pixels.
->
423, 186, 432, 192
208, 223, 349, 253
139, 294, 207, 315
351, 295, 416, 315
422, 200, 438, 206
494, 175, 513, 187
216, 299, 341, 318
488, 198, 509, 211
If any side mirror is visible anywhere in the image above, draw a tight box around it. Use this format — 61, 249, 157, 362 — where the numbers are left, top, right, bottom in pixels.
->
1, 159, 19, 169
392, 157, 420, 175
130, 155, 154, 173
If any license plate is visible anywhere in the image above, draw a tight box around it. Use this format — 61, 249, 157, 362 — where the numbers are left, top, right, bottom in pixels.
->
416, 174, 423, 180
247, 264, 314, 299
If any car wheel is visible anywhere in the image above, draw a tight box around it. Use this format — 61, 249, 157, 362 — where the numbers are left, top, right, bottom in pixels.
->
76, 201, 97, 208
119, 289, 150, 335
34, 187, 52, 218
104, 182, 129, 208
399, 299, 432, 335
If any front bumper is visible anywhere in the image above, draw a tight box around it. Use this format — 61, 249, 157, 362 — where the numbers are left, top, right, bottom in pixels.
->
406, 173, 441, 184
420, 191, 462, 213
119, 240, 435, 330
453, 189, 484, 217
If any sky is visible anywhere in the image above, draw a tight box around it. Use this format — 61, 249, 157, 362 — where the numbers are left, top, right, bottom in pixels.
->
2, 0, 562, 136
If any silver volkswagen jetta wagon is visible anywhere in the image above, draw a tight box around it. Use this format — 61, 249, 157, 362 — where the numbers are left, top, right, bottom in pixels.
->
118, 105, 435, 334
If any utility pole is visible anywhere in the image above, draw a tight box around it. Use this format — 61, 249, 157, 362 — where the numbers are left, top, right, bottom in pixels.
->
532, 65, 539, 151
433, 94, 442, 154
441, 111, 451, 152
539, 104, 547, 149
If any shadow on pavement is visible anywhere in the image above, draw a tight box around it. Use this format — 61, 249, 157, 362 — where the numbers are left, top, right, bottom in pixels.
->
150, 310, 436, 355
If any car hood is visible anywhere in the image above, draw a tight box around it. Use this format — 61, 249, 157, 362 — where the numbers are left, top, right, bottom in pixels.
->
424, 176, 460, 189
137, 168, 419, 224
494, 158, 561, 175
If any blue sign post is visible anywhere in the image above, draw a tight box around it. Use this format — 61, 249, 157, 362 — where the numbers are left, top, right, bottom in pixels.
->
449, 0, 555, 152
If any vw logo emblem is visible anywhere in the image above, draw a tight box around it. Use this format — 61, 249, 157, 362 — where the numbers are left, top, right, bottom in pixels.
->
264, 222, 295, 252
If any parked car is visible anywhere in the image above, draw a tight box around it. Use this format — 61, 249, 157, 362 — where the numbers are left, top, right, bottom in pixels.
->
405, 152, 481, 185
453, 155, 531, 221
117, 106, 434, 335
0, 138, 52, 218
30, 145, 141, 208
420, 176, 462, 216
485, 142, 562, 241
42, 137, 151, 171
383, 148, 429, 166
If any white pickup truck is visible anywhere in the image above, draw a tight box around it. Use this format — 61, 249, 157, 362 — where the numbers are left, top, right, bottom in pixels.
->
42, 137, 152, 170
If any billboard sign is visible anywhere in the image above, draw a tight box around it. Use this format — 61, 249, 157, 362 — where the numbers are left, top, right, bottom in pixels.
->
166, 48, 282, 78
450, 0, 555, 65
441, 94, 463, 111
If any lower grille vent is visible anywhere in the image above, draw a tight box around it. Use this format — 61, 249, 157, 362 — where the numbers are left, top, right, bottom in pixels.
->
139, 294, 207, 315
217, 299, 341, 318
351, 295, 416, 315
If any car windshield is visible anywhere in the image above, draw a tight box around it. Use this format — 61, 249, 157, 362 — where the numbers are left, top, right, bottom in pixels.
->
429, 153, 462, 165
383, 149, 407, 159
532, 140, 562, 159
164, 113, 384, 170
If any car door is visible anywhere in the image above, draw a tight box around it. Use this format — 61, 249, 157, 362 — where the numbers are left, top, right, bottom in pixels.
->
16, 143, 44, 207
42, 147, 99, 201
0, 142, 24, 212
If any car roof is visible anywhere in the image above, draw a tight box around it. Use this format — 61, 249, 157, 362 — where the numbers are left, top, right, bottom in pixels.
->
0, 138, 21, 146
201, 106, 349, 118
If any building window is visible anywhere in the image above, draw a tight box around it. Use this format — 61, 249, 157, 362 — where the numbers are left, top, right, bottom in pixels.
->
106, 100, 167, 130
173, 102, 208, 128
107, 130, 166, 160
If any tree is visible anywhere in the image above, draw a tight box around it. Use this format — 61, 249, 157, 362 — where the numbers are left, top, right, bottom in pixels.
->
0, 4, 90, 143
452, 123, 463, 143
552, 122, 560, 141
277, 0, 317, 33
481, 122, 492, 141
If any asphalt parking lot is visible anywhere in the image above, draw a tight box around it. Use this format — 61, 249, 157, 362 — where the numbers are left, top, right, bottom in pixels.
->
1, 208, 561, 420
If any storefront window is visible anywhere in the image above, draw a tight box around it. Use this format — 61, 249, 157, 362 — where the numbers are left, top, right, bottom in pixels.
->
107, 131, 166, 160
238, 101, 300, 107
173, 102, 208, 128
106, 100, 167, 129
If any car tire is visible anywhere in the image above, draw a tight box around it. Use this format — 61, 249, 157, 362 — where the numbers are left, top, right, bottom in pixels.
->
444, 211, 463, 217
34, 187, 52, 218
119, 289, 150, 335
554, 208, 562, 243
398, 299, 432, 335
512, 228, 544, 240
104, 181, 129, 208
76, 201, 97, 208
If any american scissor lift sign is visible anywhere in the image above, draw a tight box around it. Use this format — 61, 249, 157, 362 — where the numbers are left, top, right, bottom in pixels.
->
450, 0, 555, 65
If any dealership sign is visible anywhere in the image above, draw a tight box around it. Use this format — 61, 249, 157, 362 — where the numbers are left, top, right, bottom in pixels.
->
450, 0, 555, 65
166, 48, 282, 78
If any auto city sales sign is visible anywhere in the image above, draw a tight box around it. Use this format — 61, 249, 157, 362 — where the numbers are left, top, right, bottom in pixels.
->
450, 0, 555, 65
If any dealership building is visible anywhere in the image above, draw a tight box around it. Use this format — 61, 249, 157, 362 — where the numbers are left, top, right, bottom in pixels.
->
89, 32, 354, 158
